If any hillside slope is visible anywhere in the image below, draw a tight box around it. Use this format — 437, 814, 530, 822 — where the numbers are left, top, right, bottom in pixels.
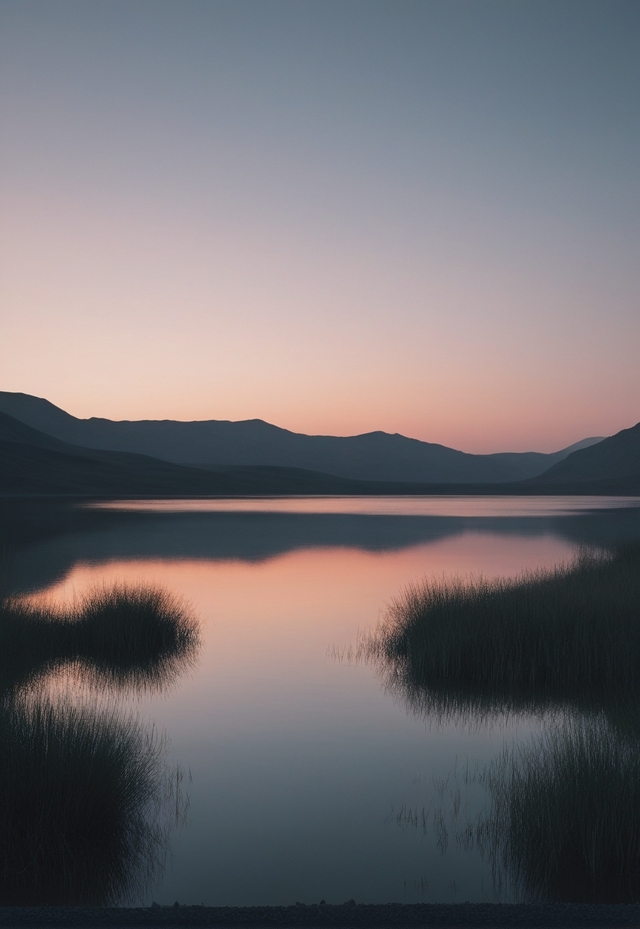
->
0, 392, 602, 484
531, 422, 640, 486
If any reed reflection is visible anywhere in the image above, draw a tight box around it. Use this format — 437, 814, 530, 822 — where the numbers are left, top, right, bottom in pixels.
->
0, 583, 200, 696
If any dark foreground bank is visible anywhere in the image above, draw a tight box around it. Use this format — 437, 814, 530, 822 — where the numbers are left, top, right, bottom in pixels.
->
3, 904, 640, 928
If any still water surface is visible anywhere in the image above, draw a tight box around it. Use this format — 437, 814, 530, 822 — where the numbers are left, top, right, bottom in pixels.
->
10, 496, 640, 905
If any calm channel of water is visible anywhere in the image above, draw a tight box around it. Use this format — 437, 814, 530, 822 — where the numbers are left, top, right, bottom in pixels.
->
9, 496, 640, 906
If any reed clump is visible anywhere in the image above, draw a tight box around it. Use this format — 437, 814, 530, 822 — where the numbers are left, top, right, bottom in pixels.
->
0, 696, 169, 905
368, 545, 640, 713
482, 721, 640, 902
0, 584, 200, 693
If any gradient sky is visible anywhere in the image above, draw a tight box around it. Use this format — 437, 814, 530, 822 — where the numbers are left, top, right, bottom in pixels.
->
1, 0, 638, 452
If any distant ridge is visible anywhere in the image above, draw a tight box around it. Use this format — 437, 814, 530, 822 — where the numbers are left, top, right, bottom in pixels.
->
0, 392, 604, 485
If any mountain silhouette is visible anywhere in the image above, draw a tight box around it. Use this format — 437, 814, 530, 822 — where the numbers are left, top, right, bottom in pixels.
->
1, 407, 638, 496
0, 412, 381, 495
0, 392, 602, 484
529, 422, 640, 488
0, 411, 539, 496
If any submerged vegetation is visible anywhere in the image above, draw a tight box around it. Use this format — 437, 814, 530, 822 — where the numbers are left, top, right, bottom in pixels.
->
0, 584, 200, 693
366, 544, 640, 716
0, 696, 180, 905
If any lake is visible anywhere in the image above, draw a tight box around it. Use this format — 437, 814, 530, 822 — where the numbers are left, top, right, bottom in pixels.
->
5, 495, 640, 906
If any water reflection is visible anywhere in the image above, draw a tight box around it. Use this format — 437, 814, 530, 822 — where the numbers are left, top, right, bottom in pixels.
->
0, 575, 199, 904
4, 497, 640, 905
90, 495, 640, 517
5, 498, 640, 598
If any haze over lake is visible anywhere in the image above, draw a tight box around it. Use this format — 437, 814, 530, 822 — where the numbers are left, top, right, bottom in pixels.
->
9, 495, 640, 905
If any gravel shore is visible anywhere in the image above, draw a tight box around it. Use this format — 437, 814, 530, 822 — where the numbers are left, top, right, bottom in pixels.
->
1, 904, 640, 929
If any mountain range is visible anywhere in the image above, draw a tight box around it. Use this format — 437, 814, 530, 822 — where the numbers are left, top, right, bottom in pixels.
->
0, 411, 382, 496
0, 391, 603, 484
0, 391, 637, 495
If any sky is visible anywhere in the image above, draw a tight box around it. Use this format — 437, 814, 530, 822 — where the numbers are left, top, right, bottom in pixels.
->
1, 0, 638, 453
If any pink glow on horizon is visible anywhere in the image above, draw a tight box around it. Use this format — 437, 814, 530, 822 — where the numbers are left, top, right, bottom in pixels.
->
2, 191, 634, 454
1, 4, 638, 456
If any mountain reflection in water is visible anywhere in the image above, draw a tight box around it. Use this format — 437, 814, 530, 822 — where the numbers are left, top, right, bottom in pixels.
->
5, 497, 640, 598
0, 579, 199, 904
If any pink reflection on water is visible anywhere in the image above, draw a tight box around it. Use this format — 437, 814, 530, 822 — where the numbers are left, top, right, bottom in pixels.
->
87, 495, 640, 518
19, 531, 580, 903
28, 532, 577, 673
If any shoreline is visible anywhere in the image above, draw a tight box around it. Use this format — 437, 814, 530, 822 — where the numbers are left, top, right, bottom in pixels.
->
2, 904, 640, 928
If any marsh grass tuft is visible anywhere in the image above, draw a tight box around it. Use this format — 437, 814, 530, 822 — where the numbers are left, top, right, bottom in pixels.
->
414, 721, 640, 903
0, 696, 175, 905
481, 721, 640, 902
0, 584, 200, 693
365, 545, 640, 716
0, 571, 195, 903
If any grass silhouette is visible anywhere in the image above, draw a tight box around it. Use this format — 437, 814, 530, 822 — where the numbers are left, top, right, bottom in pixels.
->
0, 696, 178, 904
0, 569, 196, 904
481, 721, 640, 902
0, 583, 200, 694
366, 545, 640, 717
